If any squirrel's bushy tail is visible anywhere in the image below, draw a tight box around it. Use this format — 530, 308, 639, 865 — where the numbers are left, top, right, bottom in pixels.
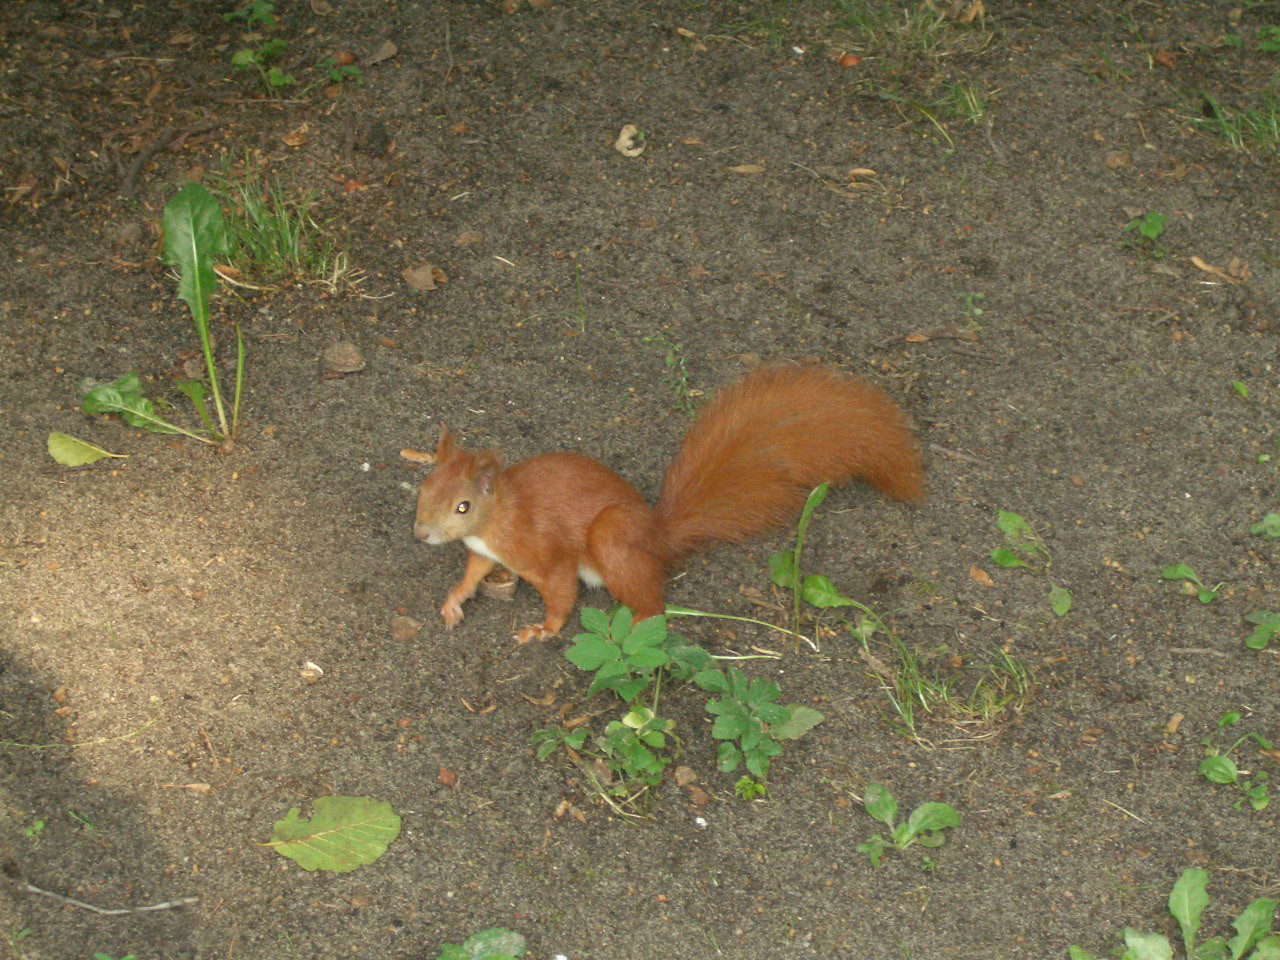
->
655, 365, 922, 561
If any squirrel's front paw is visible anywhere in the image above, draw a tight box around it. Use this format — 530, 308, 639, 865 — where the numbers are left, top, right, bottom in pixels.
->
513, 624, 556, 644
440, 597, 465, 628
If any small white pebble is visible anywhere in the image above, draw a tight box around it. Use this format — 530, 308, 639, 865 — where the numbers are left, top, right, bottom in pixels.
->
792, 45, 805, 55
694, 816, 709, 829
360, 462, 371, 472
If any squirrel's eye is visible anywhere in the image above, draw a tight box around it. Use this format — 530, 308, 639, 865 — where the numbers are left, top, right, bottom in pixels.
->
456, 500, 470, 515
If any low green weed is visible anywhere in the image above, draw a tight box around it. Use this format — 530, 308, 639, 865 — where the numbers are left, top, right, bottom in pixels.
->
22, 818, 43, 842
535, 608, 822, 809
1200, 711, 1272, 813
1251, 510, 1280, 539
642, 334, 697, 414
93, 954, 138, 960
734, 776, 767, 800
855, 783, 958, 868
946, 81, 989, 125
224, 0, 276, 28
1122, 212, 1170, 258
1194, 93, 1280, 154
990, 511, 1072, 616
231, 38, 294, 93
1160, 563, 1225, 604
1069, 867, 1278, 960
1245, 611, 1280, 651
435, 928, 525, 960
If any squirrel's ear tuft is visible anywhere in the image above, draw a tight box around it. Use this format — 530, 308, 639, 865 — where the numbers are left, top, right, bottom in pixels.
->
435, 425, 456, 459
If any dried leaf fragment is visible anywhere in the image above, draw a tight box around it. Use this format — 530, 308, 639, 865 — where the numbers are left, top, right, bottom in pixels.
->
283, 122, 310, 148
614, 124, 645, 158
300, 661, 324, 684
323, 341, 366, 373
403, 264, 448, 291
728, 163, 765, 174
970, 565, 995, 588
390, 615, 423, 642
399, 448, 436, 465
1189, 255, 1240, 284
366, 40, 397, 65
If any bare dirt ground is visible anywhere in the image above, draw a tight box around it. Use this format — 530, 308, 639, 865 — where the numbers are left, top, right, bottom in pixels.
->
1, 2, 1278, 958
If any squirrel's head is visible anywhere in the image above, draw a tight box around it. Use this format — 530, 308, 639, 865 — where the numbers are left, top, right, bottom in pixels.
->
412, 427, 501, 545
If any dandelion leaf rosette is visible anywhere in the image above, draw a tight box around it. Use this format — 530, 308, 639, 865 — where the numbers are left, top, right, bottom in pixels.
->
267, 796, 401, 873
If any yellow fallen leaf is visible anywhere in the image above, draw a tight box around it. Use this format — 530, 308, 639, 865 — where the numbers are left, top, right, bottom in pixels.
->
1189, 255, 1239, 284
728, 163, 765, 174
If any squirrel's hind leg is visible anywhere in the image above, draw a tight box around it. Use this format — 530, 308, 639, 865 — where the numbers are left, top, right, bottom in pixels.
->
587, 504, 666, 623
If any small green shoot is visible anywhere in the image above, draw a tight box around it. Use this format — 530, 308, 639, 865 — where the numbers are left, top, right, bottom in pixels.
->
735, 776, 767, 800
22, 818, 44, 842
855, 783, 958, 868
1199, 711, 1272, 813
46, 432, 128, 467
1160, 563, 1225, 603
1123, 212, 1170, 258
318, 56, 362, 87
963, 290, 985, 320
436, 928, 526, 960
1261, 26, 1280, 53
642, 335, 697, 414
1245, 611, 1280, 651
990, 511, 1071, 616
1069, 867, 1279, 960
1193, 93, 1280, 154
1233, 380, 1249, 399
263, 796, 402, 872
946, 81, 989, 125
1251, 511, 1280, 539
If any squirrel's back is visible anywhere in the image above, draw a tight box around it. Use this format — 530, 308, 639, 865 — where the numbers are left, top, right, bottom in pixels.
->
655, 364, 922, 560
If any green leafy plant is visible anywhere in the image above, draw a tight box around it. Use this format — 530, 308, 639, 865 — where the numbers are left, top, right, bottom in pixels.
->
318, 56, 362, 86
768, 483, 889, 643
1123, 212, 1170, 257
963, 290, 985, 320
734, 776, 767, 800
692, 666, 823, 780
46, 432, 127, 468
224, 0, 277, 27
263, 796, 401, 872
22, 818, 44, 842
1161, 563, 1225, 603
231, 38, 294, 92
855, 783, 958, 868
164, 182, 242, 441
1069, 867, 1279, 960
1193, 93, 1280, 154
946, 81, 989, 125
1233, 380, 1249, 399
990, 511, 1071, 616
1251, 511, 1280, 539
93, 954, 137, 960
1200, 712, 1272, 813
1261, 26, 1280, 54
436, 928, 526, 960
1245, 611, 1280, 651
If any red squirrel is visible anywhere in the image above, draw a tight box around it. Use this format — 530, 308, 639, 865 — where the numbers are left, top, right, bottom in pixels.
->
412, 364, 923, 643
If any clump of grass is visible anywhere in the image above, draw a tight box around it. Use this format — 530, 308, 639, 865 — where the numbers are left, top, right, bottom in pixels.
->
208, 156, 346, 287
831, 0, 994, 95
1193, 92, 1280, 154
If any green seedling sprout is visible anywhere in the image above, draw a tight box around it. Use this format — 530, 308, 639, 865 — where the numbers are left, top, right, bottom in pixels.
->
1160, 563, 1225, 603
1199, 711, 1272, 813
855, 783, 958, 868
990, 511, 1071, 616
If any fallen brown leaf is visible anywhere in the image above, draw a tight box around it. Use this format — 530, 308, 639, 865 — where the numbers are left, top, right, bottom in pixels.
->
366, 40, 397, 65
438, 767, 457, 788
1189, 255, 1239, 284
970, 565, 995, 587
403, 264, 448, 291
728, 163, 765, 174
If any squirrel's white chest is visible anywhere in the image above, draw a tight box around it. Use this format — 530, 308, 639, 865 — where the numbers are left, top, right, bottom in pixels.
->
463, 535, 602, 588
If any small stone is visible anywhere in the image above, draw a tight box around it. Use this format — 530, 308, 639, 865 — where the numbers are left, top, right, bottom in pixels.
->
1104, 151, 1131, 170
390, 615, 423, 642
324, 341, 365, 373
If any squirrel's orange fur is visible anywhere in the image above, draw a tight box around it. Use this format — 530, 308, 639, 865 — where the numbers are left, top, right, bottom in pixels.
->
413, 364, 922, 643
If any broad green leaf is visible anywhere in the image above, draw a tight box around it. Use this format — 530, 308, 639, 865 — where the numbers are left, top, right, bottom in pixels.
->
81, 374, 181, 434
802, 574, 855, 608
608, 605, 633, 641
565, 636, 618, 672
1121, 928, 1173, 960
1195, 937, 1228, 960
625, 645, 669, 671
692, 668, 729, 694
863, 783, 897, 826
267, 796, 401, 873
767, 550, 797, 589
1245, 612, 1280, 651
711, 713, 751, 741
903, 801, 959, 840
716, 741, 741, 773
1170, 869, 1210, 958
437, 926, 526, 960
1249, 935, 1280, 960
1161, 564, 1198, 582
624, 614, 667, 651
1069, 947, 1100, 960
579, 606, 610, 636
743, 738, 780, 779
621, 707, 656, 730
1200, 755, 1239, 785
1227, 898, 1276, 960
772, 704, 824, 740
856, 834, 887, 868
996, 510, 1034, 544
1049, 584, 1072, 617
231, 48, 258, 68
47, 432, 127, 467
163, 184, 229, 332
990, 548, 1027, 569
